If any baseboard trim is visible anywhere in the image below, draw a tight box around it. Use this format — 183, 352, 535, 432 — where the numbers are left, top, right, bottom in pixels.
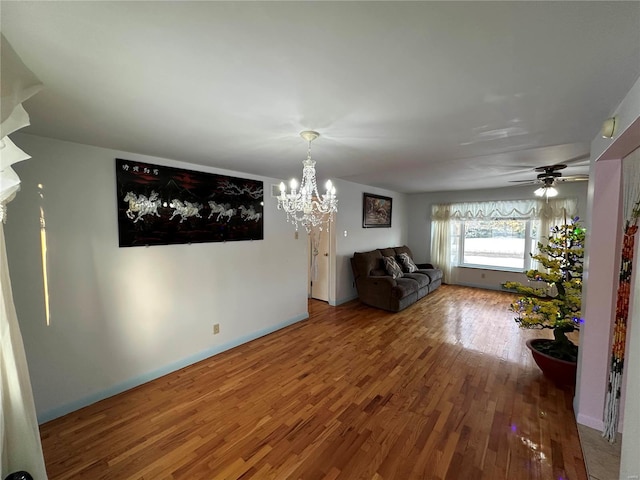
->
37, 312, 309, 424
576, 413, 604, 431
455, 281, 504, 292
331, 294, 359, 306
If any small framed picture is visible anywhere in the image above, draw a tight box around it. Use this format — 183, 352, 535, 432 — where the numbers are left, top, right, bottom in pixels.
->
363, 193, 392, 228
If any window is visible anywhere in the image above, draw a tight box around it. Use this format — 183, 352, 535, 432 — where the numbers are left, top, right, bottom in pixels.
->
454, 219, 536, 271
431, 198, 577, 282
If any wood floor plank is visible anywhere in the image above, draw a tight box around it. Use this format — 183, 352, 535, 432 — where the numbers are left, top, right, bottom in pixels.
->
39, 286, 587, 479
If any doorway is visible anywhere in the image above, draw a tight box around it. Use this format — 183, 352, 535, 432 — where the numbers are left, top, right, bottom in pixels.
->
309, 225, 330, 302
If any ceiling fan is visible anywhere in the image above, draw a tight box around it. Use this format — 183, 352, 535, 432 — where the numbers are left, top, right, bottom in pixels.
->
511, 164, 589, 197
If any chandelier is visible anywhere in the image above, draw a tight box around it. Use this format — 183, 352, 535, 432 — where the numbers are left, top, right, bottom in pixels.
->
277, 131, 337, 232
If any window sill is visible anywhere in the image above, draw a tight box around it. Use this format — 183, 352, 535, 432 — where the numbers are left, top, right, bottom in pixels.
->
456, 265, 526, 274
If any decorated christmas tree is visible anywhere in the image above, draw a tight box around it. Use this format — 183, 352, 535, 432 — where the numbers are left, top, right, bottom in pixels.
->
504, 216, 586, 362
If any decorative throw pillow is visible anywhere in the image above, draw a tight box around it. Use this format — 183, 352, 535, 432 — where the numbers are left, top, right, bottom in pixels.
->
397, 252, 418, 273
383, 256, 404, 279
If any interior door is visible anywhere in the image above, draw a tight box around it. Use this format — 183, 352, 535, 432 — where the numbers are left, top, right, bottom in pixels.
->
310, 226, 329, 302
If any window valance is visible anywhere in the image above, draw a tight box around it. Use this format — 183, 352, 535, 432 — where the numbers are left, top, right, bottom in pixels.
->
432, 198, 578, 221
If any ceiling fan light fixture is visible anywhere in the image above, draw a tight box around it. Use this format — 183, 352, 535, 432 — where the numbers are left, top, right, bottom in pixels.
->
534, 185, 558, 198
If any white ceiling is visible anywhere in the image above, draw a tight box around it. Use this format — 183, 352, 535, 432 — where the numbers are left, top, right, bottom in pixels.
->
2, 1, 639, 193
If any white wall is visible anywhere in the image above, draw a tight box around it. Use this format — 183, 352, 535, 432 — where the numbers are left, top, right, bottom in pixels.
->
6, 134, 309, 423
590, 75, 640, 163
332, 179, 409, 305
574, 158, 623, 431
406, 182, 589, 290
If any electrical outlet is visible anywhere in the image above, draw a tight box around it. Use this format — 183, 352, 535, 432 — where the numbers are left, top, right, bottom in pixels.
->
213, 324, 220, 335
294, 231, 299, 240
627, 475, 639, 480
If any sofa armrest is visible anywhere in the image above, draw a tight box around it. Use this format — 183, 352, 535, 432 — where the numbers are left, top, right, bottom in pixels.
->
356, 275, 399, 306
416, 263, 435, 269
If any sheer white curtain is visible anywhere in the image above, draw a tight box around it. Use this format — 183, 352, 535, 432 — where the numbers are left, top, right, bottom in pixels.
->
431, 204, 455, 284
535, 198, 579, 271
538, 198, 579, 242
431, 197, 578, 283
0, 34, 47, 479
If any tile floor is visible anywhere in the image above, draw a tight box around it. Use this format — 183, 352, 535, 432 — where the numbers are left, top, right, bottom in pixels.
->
578, 425, 622, 480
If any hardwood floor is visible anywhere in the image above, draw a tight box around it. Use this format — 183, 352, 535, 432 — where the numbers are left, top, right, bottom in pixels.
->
39, 285, 587, 479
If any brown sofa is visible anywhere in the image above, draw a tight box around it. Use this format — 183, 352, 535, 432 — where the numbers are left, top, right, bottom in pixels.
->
350, 245, 443, 312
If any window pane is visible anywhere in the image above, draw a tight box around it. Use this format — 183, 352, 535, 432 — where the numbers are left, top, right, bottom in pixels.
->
462, 220, 526, 269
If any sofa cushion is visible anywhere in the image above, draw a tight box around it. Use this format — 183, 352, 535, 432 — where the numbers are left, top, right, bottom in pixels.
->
394, 245, 415, 258
403, 272, 430, 288
416, 268, 443, 283
397, 252, 418, 273
383, 256, 404, 279
379, 247, 397, 258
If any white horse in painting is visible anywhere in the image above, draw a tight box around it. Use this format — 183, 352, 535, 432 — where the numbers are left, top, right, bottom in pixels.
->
123, 191, 161, 223
208, 201, 236, 222
238, 205, 262, 222
169, 199, 202, 223
217, 207, 236, 222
